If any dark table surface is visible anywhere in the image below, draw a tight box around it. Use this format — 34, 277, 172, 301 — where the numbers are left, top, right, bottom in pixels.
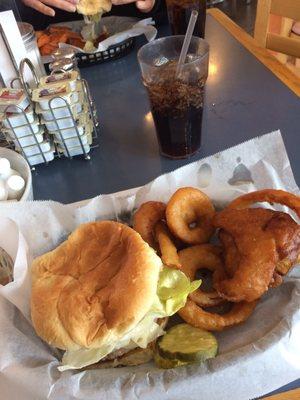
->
32, 15, 300, 205
32, 15, 300, 397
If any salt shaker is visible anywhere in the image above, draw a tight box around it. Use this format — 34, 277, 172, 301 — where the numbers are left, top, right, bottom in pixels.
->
18, 22, 46, 78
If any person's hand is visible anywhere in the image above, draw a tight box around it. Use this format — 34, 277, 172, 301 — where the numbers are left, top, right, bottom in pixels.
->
22, 0, 78, 17
292, 21, 300, 35
111, 0, 155, 13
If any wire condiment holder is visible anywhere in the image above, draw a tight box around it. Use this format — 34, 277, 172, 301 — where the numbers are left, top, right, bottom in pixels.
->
0, 57, 99, 169
3, 103, 48, 166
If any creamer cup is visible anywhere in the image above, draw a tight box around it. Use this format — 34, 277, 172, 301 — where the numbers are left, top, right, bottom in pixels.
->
35, 101, 83, 120
58, 143, 90, 157
53, 132, 89, 148
27, 149, 55, 166
0, 89, 30, 113
3, 120, 40, 138
39, 71, 79, 91
16, 141, 51, 157
9, 131, 44, 147
32, 83, 79, 110
0, 106, 35, 128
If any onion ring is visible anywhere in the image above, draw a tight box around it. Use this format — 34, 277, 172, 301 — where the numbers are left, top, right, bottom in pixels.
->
155, 221, 181, 269
227, 189, 300, 218
166, 187, 215, 245
178, 244, 225, 307
178, 299, 257, 331
133, 201, 166, 249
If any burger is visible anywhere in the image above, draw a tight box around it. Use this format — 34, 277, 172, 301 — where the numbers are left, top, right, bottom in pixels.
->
31, 221, 199, 370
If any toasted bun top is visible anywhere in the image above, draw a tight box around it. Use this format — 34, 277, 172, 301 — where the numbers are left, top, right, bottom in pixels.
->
31, 221, 162, 351
77, 0, 112, 15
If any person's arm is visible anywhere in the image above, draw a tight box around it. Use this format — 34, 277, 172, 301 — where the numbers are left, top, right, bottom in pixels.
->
21, 0, 78, 16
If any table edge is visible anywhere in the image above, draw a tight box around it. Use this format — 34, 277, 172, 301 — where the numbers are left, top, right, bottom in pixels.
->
207, 8, 300, 97
262, 388, 300, 399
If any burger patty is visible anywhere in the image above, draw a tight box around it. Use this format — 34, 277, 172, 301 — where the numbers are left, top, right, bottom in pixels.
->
102, 347, 136, 361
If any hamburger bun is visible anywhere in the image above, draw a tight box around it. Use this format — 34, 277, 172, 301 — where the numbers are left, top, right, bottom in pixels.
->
31, 221, 162, 352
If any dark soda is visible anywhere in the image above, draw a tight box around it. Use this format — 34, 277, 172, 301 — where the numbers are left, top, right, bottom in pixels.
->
144, 61, 205, 159
167, 0, 207, 38
151, 105, 203, 159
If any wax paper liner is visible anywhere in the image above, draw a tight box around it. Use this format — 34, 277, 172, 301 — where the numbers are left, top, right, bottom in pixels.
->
40, 16, 157, 64
0, 130, 299, 400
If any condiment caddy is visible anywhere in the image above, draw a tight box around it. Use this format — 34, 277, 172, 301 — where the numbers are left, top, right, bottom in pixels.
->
0, 57, 99, 168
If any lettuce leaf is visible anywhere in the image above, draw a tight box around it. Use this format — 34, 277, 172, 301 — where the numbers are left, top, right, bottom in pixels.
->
59, 316, 164, 371
59, 267, 200, 371
151, 267, 201, 317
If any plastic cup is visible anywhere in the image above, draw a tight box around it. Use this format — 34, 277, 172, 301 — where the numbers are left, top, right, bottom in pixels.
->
138, 36, 209, 159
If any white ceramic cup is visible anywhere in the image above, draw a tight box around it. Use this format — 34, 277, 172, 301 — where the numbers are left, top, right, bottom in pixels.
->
0, 148, 32, 201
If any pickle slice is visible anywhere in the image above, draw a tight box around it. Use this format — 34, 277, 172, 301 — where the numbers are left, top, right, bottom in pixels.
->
154, 352, 189, 369
157, 323, 218, 362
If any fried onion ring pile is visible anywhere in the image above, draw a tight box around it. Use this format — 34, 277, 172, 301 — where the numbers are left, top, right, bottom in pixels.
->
133, 188, 300, 332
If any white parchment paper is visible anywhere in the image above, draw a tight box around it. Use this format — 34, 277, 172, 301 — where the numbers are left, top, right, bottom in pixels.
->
0, 130, 299, 400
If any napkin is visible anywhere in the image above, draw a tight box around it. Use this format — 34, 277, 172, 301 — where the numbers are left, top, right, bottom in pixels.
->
0, 130, 299, 400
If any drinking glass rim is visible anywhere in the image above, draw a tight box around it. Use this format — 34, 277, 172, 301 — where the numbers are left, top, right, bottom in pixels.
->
137, 36, 209, 68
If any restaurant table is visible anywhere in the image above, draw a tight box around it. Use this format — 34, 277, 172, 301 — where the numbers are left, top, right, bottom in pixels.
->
32, 10, 300, 206
31, 8, 300, 399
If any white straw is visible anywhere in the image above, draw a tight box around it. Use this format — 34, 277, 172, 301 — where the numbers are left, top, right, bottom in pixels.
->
176, 10, 199, 77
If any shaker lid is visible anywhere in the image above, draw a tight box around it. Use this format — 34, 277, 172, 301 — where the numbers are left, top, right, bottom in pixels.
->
18, 22, 34, 44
